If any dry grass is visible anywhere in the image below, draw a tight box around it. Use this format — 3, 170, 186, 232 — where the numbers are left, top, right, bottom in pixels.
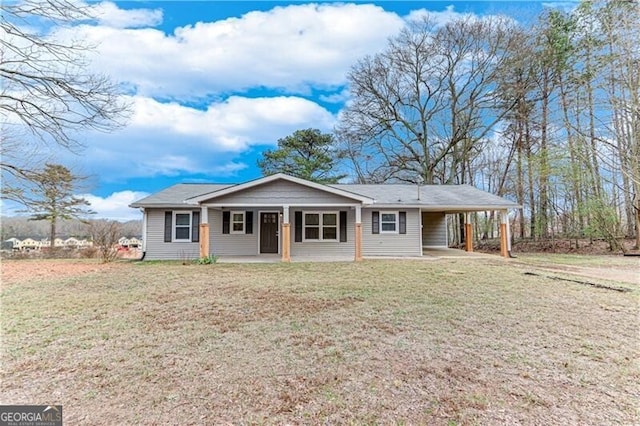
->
1, 258, 638, 425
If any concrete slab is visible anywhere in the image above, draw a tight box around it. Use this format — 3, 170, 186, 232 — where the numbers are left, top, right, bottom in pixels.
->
422, 248, 495, 259
215, 248, 496, 263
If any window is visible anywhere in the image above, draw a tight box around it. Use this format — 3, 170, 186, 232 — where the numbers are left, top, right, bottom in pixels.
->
231, 211, 245, 234
303, 212, 338, 241
380, 212, 398, 234
174, 212, 192, 241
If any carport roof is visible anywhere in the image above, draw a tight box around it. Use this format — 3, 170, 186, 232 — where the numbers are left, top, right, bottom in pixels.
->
332, 184, 520, 211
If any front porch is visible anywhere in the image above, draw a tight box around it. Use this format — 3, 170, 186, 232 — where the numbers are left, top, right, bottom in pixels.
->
214, 248, 493, 263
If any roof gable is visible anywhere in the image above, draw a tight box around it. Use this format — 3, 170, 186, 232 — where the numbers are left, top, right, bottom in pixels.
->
186, 174, 374, 204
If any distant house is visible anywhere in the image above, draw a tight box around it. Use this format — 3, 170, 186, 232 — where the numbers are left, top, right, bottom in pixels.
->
3, 237, 93, 251
41, 238, 66, 248
3, 238, 21, 250
20, 238, 40, 251
127, 237, 142, 248
77, 239, 93, 248
131, 173, 519, 262
64, 237, 80, 248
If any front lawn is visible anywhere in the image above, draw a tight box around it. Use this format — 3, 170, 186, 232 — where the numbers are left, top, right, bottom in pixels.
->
1, 259, 638, 424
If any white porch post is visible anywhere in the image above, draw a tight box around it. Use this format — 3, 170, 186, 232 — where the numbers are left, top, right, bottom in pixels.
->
141, 208, 147, 253
199, 206, 209, 258
282, 205, 291, 262
355, 205, 362, 261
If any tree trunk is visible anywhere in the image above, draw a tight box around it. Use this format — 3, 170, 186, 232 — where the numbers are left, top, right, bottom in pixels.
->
49, 219, 56, 254
538, 71, 550, 239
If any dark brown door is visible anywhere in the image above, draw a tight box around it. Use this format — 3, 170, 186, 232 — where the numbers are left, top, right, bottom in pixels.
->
260, 212, 279, 253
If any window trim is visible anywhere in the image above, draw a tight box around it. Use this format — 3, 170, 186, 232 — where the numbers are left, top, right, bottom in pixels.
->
173, 211, 192, 242
230, 211, 246, 234
379, 211, 399, 234
302, 211, 339, 242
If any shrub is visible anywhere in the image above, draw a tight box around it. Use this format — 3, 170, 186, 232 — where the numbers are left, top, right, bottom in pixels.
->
88, 220, 122, 263
194, 254, 218, 265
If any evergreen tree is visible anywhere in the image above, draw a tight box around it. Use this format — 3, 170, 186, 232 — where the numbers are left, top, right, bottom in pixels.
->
18, 164, 95, 249
258, 129, 346, 184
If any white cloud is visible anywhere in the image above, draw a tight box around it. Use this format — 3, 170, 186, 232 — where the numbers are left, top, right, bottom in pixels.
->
57, 3, 404, 99
129, 95, 335, 152
319, 88, 351, 104
541, 2, 580, 13
10, 2, 490, 195
90, 1, 163, 28
405, 5, 468, 25
79, 191, 148, 221
65, 94, 335, 180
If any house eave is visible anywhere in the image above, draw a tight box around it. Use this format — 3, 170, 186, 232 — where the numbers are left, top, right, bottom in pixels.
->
200, 203, 364, 208
367, 204, 521, 211
129, 203, 202, 209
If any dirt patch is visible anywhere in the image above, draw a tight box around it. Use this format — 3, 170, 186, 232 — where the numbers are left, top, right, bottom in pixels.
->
0, 259, 123, 286
507, 254, 639, 285
519, 263, 639, 285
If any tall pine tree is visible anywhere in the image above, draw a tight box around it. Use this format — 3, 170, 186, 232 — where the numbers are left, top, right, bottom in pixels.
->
18, 164, 95, 249
258, 129, 346, 184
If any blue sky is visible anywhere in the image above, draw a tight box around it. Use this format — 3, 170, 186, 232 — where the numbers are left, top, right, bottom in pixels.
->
6, 0, 567, 220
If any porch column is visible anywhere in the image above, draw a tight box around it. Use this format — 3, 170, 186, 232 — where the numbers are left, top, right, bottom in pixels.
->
282, 206, 291, 262
354, 205, 363, 261
499, 210, 508, 258
199, 206, 209, 258
464, 213, 473, 252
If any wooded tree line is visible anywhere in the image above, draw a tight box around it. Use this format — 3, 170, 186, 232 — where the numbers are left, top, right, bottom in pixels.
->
334, 0, 639, 249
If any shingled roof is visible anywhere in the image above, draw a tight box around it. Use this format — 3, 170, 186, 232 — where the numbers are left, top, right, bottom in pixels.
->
332, 184, 519, 211
130, 183, 231, 208
130, 177, 519, 212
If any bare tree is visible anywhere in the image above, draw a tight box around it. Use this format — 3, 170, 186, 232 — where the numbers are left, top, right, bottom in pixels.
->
336, 15, 520, 185
89, 220, 122, 263
596, 0, 640, 248
1, 0, 130, 199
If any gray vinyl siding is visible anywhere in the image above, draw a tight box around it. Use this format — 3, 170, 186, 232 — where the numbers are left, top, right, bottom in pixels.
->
205, 180, 358, 205
362, 208, 422, 257
144, 208, 200, 260
209, 208, 262, 256
291, 209, 355, 258
422, 212, 447, 247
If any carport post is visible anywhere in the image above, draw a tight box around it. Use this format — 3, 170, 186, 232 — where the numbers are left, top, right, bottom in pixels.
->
464, 213, 473, 252
499, 210, 508, 258
199, 207, 209, 258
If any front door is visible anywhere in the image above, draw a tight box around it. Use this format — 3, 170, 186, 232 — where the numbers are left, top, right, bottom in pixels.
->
260, 212, 279, 253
